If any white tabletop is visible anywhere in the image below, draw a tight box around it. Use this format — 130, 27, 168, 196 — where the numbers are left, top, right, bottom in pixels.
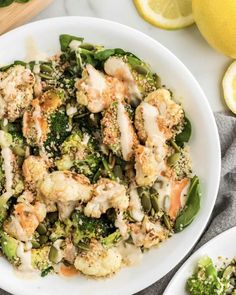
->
32, 0, 231, 112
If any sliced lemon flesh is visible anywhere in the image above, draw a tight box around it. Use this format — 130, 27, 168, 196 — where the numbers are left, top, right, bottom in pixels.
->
133, 0, 194, 30
223, 61, 236, 114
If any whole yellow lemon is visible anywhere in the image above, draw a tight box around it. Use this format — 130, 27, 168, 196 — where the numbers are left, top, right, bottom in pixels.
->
192, 0, 236, 58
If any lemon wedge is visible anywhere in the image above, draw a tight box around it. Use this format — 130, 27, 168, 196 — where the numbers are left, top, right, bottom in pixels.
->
223, 61, 236, 114
133, 0, 194, 30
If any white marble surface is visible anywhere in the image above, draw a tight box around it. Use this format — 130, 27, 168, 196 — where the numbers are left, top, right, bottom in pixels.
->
31, 0, 231, 112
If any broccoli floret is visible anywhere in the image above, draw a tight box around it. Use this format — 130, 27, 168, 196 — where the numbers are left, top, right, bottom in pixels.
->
0, 231, 19, 264
44, 108, 70, 157
187, 256, 229, 295
71, 211, 114, 245
49, 211, 115, 247
10, 132, 26, 157
49, 220, 70, 242
56, 131, 101, 179
31, 246, 51, 272
101, 230, 121, 247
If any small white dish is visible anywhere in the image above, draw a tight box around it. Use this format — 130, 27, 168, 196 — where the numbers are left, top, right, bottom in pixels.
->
164, 227, 236, 295
0, 17, 221, 295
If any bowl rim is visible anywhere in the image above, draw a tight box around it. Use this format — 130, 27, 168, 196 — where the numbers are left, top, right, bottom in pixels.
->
0, 16, 221, 295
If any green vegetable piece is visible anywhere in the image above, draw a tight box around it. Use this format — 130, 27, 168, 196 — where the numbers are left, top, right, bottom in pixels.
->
94, 49, 115, 61
0, 195, 12, 224
10, 131, 26, 158
49, 246, 59, 263
77, 241, 90, 251
127, 56, 149, 75
92, 167, 102, 183
49, 221, 68, 242
102, 157, 116, 181
113, 165, 124, 180
102, 230, 121, 247
175, 117, 192, 146
39, 73, 53, 80
198, 256, 217, 279
150, 194, 159, 212
141, 193, 152, 213
223, 265, 234, 278
0, 0, 14, 7
14, 60, 27, 66
36, 223, 47, 235
175, 176, 201, 232
151, 208, 155, 216
78, 48, 97, 67
127, 56, 141, 67
47, 212, 58, 223
39, 235, 48, 245
186, 256, 225, 295
31, 246, 51, 271
15, 0, 30, 2
59, 34, 84, 52
55, 154, 73, 171
167, 152, 181, 166
40, 63, 53, 73
0, 232, 19, 263
0, 64, 12, 71
72, 211, 114, 245
41, 266, 53, 277
170, 140, 181, 153
163, 214, 172, 230
44, 109, 70, 157
133, 65, 149, 75
12, 145, 25, 157
79, 43, 95, 51
31, 240, 40, 249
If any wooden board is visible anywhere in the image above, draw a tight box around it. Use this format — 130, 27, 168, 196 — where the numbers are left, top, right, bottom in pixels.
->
0, 0, 53, 35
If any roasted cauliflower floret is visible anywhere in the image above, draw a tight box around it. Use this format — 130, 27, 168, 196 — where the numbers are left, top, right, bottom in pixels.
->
145, 89, 183, 127
135, 145, 164, 187
0, 65, 35, 121
74, 240, 122, 277
101, 101, 138, 161
39, 171, 93, 220
104, 57, 142, 105
84, 178, 129, 218
76, 64, 125, 113
130, 216, 169, 248
135, 89, 184, 141
104, 56, 159, 105
23, 99, 48, 145
39, 171, 92, 203
22, 156, 48, 190
4, 201, 46, 242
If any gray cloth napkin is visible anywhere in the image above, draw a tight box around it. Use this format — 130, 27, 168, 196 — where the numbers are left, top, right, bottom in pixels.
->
0, 112, 235, 295
137, 111, 236, 295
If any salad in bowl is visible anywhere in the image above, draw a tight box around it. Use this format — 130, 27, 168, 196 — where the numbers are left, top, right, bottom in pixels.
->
0, 33, 200, 278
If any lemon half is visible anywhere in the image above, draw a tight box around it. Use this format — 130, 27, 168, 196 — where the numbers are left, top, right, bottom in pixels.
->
133, 0, 194, 30
223, 61, 236, 114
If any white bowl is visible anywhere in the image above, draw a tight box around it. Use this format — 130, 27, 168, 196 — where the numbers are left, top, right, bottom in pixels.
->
164, 227, 236, 295
0, 17, 221, 295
